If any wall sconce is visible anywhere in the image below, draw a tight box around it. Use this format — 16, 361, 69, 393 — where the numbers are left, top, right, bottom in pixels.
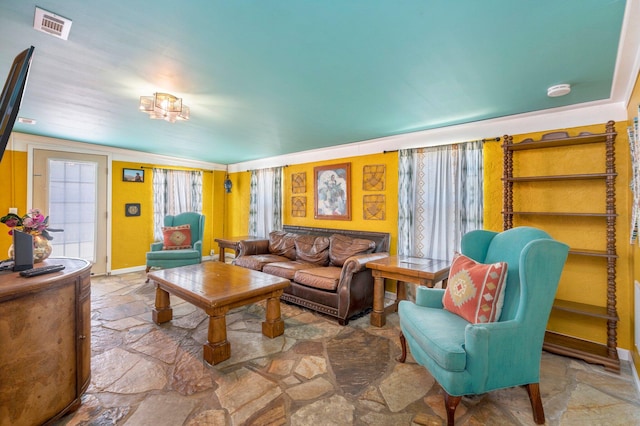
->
224, 173, 232, 193
139, 92, 190, 123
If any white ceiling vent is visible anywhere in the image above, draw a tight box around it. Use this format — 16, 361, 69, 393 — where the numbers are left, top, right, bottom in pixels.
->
33, 7, 72, 40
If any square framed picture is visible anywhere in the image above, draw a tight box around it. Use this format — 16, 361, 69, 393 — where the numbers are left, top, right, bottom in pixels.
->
314, 163, 351, 220
125, 203, 141, 217
123, 168, 144, 182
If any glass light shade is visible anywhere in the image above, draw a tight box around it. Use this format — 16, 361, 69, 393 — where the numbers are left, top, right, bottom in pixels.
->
139, 96, 154, 112
177, 105, 190, 120
154, 92, 182, 113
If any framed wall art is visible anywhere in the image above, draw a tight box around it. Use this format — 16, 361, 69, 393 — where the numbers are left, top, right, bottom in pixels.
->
125, 203, 141, 217
123, 168, 144, 182
314, 163, 351, 220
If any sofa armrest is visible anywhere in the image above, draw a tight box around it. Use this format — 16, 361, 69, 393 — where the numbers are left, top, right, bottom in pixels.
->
415, 286, 445, 308
341, 252, 390, 275
193, 240, 203, 255
150, 241, 164, 252
237, 239, 269, 257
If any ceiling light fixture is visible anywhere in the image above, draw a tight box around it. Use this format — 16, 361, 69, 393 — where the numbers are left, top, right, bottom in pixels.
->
547, 84, 571, 97
139, 92, 190, 123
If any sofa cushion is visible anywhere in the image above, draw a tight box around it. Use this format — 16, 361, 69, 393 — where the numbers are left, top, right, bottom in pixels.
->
294, 266, 342, 291
269, 231, 297, 260
399, 300, 468, 372
442, 253, 508, 324
162, 225, 192, 250
263, 261, 317, 280
328, 234, 376, 266
233, 254, 291, 271
294, 235, 330, 266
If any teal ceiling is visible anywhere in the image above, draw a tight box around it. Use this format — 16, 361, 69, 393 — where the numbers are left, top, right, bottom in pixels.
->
0, 1, 629, 164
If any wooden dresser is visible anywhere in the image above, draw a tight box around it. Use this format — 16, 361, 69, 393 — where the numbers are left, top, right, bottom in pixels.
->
0, 257, 92, 426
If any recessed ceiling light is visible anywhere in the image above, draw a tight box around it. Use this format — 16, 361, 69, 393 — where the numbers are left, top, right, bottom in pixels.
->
547, 84, 571, 97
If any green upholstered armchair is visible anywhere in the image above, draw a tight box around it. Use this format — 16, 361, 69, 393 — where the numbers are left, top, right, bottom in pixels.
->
145, 212, 205, 276
398, 227, 569, 425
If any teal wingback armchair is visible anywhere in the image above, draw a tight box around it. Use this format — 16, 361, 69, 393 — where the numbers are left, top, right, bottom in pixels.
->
145, 212, 205, 276
398, 227, 569, 425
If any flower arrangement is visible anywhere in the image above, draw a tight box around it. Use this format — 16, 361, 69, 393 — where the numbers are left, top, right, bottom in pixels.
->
0, 208, 63, 240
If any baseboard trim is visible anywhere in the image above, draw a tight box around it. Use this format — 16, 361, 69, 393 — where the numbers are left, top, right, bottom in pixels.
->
622, 348, 640, 395
110, 256, 215, 276
110, 265, 146, 275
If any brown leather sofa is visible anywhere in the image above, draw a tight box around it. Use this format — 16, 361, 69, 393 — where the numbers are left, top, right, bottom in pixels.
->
234, 225, 390, 325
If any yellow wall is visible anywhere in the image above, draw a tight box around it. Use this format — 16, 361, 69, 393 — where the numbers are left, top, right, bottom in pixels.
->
111, 162, 218, 269
626, 70, 640, 371
111, 162, 153, 268
0, 150, 27, 255
225, 153, 398, 254
483, 122, 633, 351
225, 171, 252, 238
0, 156, 218, 270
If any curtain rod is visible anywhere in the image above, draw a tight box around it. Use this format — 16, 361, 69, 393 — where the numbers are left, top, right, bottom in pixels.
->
244, 165, 289, 172
140, 165, 213, 173
383, 136, 501, 154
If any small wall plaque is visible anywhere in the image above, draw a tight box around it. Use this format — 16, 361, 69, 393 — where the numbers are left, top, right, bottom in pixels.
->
292, 172, 306, 193
125, 203, 141, 217
292, 196, 306, 217
363, 165, 385, 191
363, 195, 385, 220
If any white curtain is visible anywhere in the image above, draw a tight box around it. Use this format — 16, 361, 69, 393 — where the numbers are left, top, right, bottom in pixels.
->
152, 168, 203, 241
397, 141, 483, 261
248, 167, 282, 237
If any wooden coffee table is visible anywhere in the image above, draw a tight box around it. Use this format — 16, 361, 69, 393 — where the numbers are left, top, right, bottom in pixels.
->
366, 256, 450, 327
147, 262, 289, 365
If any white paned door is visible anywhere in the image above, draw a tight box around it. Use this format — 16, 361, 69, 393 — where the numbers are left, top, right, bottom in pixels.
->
33, 149, 108, 275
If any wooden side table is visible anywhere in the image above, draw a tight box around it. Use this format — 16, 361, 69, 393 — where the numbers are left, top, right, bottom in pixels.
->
214, 236, 261, 262
366, 256, 450, 327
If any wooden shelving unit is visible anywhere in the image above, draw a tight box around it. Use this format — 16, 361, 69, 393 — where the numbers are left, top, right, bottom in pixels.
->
502, 120, 620, 372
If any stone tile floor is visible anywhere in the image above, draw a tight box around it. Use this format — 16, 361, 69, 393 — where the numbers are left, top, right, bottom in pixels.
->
54, 271, 640, 426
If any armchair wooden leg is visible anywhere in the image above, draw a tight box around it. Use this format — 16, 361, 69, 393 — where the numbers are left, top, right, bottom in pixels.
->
525, 383, 545, 424
444, 393, 462, 426
397, 331, 407, 363
145, 266, 151, 283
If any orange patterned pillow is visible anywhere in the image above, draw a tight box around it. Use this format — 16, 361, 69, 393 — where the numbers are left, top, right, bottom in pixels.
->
442, 253, 508, 324
162, 224, 192, 250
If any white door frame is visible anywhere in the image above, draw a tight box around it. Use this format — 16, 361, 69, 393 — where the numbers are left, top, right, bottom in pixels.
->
23, 134, 113, 274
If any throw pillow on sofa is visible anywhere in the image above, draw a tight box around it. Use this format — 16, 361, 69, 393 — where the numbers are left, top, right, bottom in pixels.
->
269, 231, 297, 260
294, 235, 330, 265
161, 224, 192, 250
442, 253, 508, 324
328, 234, 375, 266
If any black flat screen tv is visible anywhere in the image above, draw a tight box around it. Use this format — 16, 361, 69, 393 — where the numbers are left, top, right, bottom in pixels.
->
0, 46, 35, 163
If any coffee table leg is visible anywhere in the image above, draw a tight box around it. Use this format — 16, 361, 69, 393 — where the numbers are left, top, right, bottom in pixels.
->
152, 285, 173, 324
203, 307, 231, 365
262, 291, 284, 338
370, 274, 386, 327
